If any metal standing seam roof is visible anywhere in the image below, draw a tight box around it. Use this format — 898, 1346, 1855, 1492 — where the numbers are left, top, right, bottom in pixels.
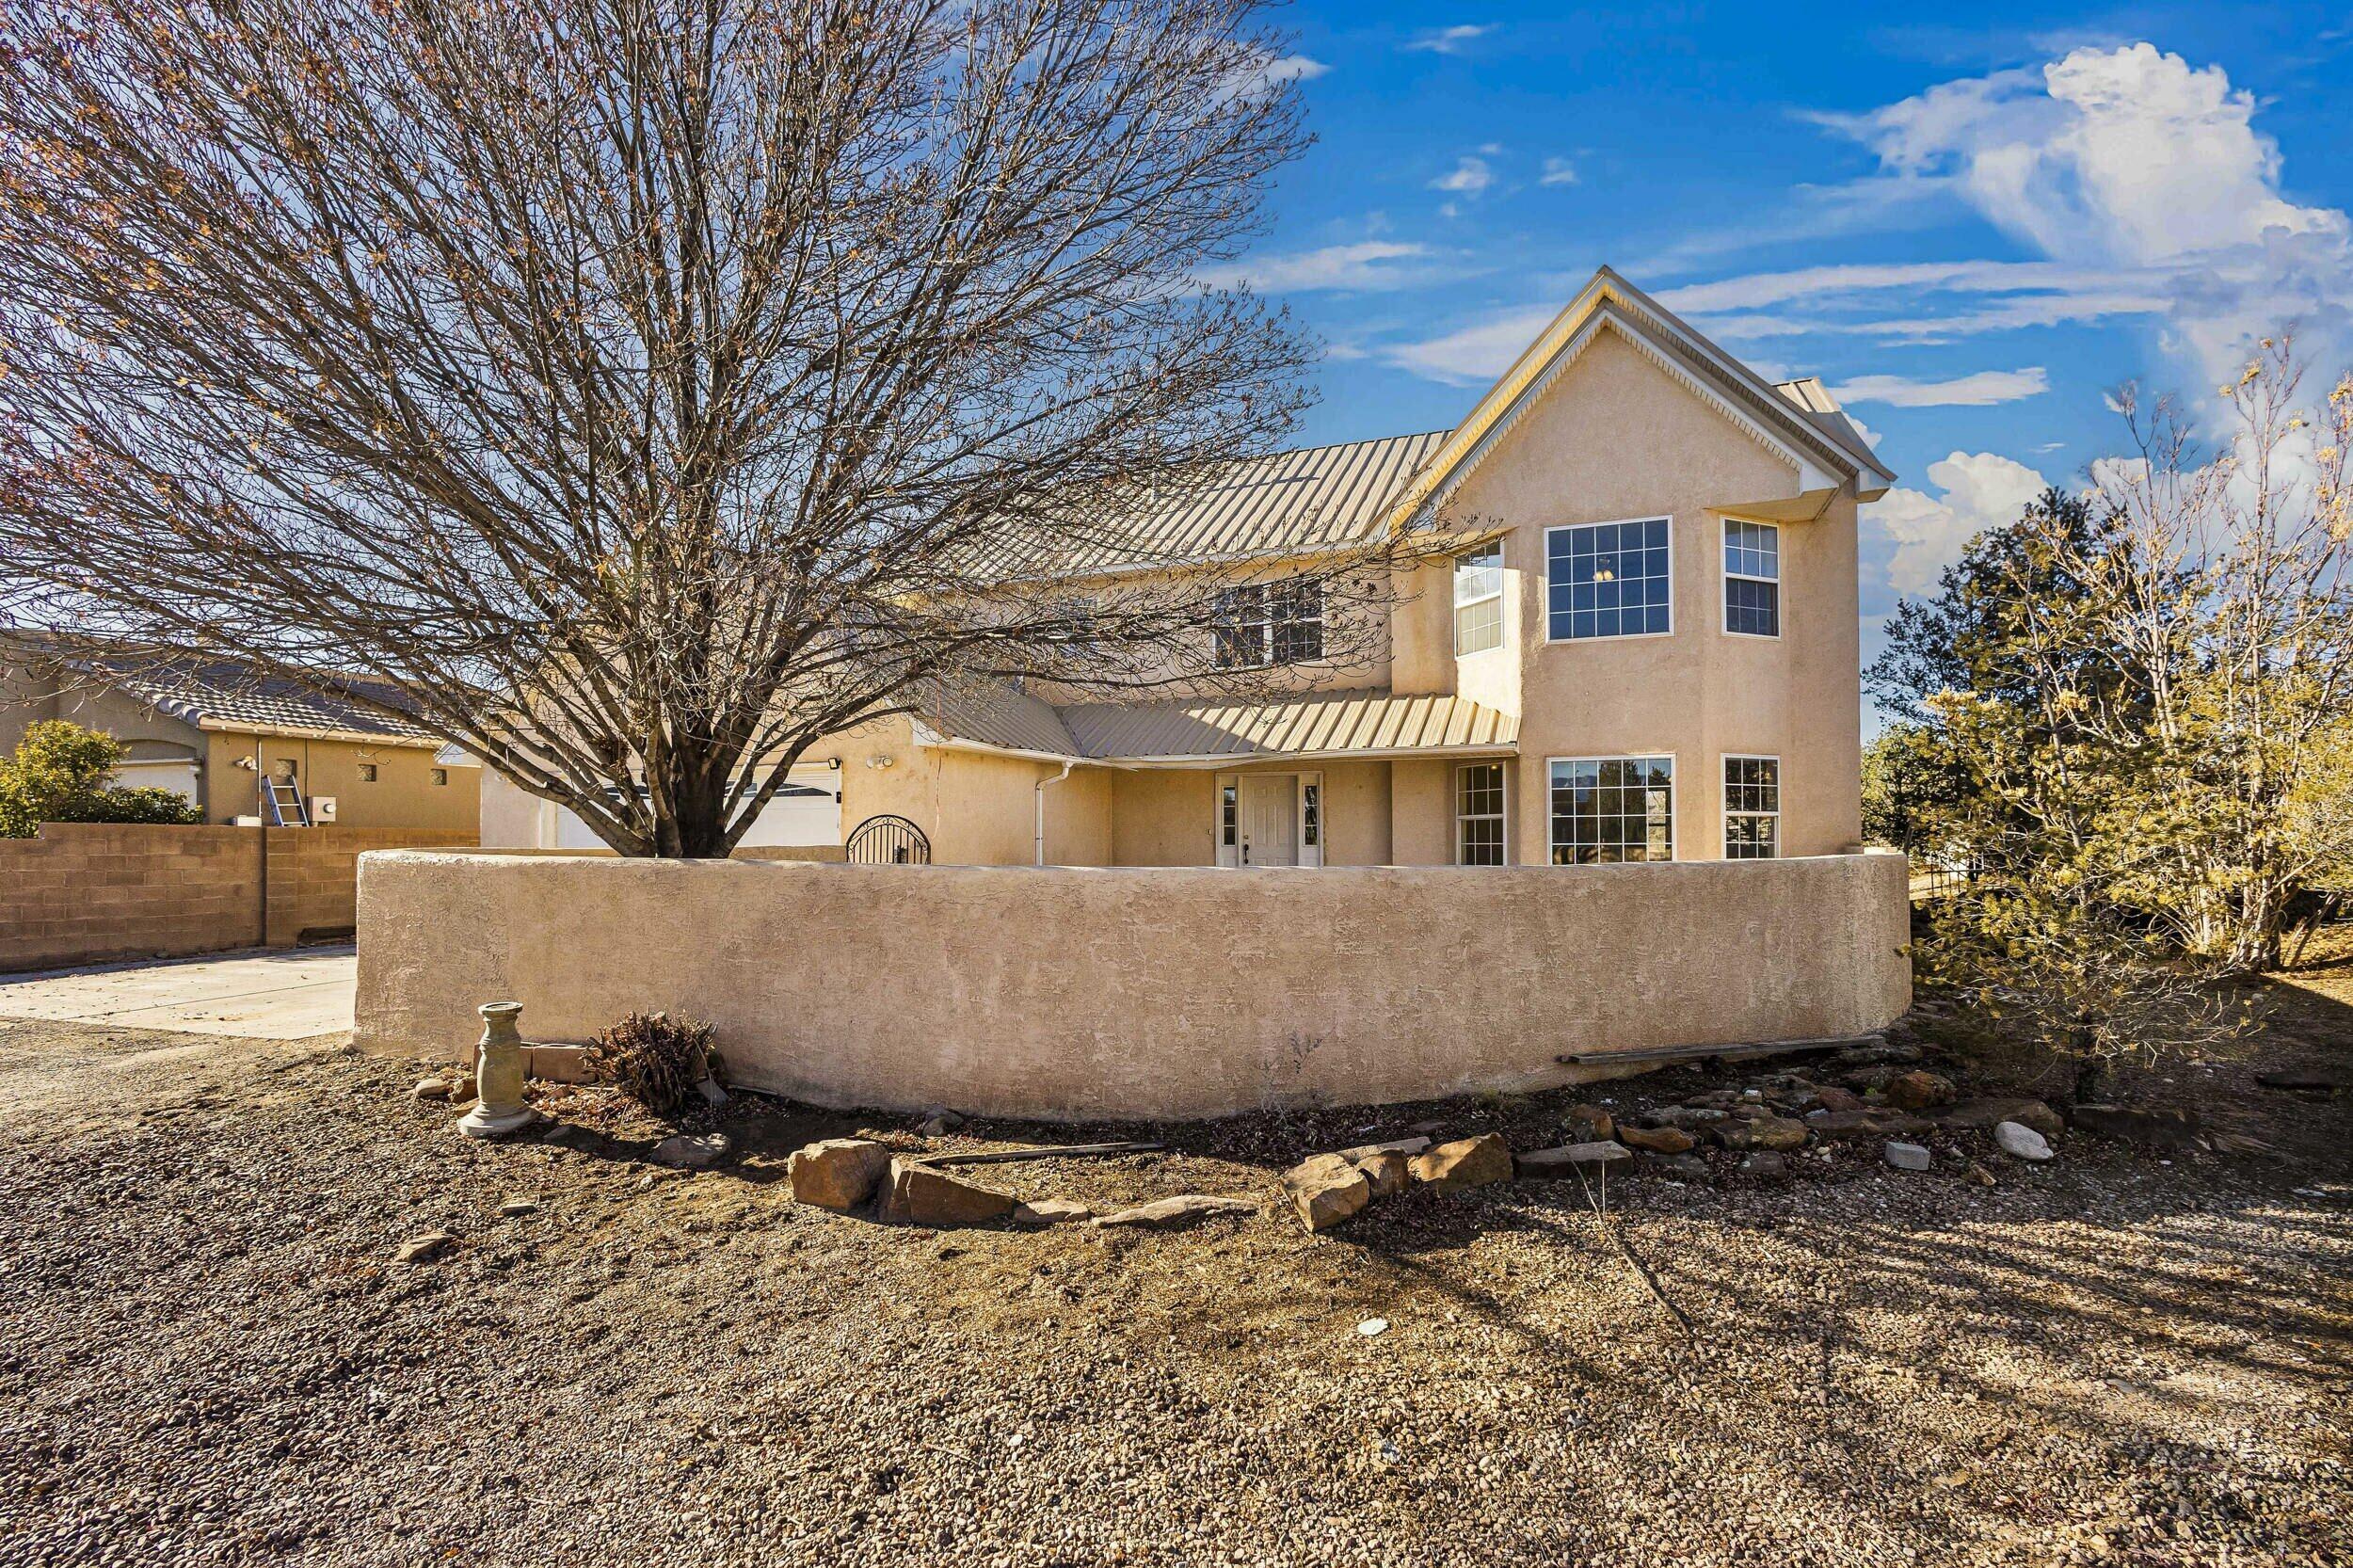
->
913, 678, 1078, 757
1044, 429, 1453, 577
1061, 688, 1516, 760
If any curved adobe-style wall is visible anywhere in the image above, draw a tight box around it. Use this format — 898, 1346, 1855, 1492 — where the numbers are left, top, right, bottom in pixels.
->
355, 851, 1911, 1122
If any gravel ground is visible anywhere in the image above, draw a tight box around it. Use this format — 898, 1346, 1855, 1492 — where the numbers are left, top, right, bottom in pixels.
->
2, 962, 2348, 1566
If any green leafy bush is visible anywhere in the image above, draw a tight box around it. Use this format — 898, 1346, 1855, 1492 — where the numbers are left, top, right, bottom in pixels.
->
586, 1011, 715, 1115
0, 719, 204, 837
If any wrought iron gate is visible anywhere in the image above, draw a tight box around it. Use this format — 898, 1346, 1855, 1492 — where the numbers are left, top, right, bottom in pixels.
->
845, 814, 931, 865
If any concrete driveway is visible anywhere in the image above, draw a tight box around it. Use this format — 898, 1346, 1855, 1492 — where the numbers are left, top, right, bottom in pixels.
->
0, 946, 355, 1039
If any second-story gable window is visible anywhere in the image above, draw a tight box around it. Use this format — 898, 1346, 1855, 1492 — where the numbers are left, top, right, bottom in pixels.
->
1454, 543, 1504, 655
1723, 519, 1781, 636
1546, 518, 1672, 641
1214, 579, 1323, 668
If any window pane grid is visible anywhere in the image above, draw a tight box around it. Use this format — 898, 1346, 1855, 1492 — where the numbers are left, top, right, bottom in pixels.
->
1216, 581, 1322, 667
1456, 763, 1505, 866
1547, 520, 1671, 641
1548, 757, 1673, 863
1723, 520, 1781, 636
1723, 756, 1780, 859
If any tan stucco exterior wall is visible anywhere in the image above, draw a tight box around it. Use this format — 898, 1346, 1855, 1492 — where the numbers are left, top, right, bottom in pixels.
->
1441, 327, 1864, 861
201, 731, 478, 835
355, 849, 1912, 1121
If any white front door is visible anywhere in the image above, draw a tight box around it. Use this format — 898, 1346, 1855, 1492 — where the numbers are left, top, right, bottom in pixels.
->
1238, 775, 1298, 867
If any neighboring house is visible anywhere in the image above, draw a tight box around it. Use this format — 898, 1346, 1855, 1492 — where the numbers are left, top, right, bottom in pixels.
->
481, 267, 1894, 867
0, 635, 481, 836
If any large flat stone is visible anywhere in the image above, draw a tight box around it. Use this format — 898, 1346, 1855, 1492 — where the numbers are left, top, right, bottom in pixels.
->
1515, 1141, 1631, 1178
1282, 1154, 1372, 1232
787, 1138, 893, 1210
879, 1160, 1017, 1226
1408, 1134, 1514, 1190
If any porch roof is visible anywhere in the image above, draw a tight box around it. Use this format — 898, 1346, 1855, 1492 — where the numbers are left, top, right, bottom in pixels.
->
917, 683, 1517, 765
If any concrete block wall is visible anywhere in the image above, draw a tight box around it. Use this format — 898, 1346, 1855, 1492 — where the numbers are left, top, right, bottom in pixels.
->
0, 823, 475, 973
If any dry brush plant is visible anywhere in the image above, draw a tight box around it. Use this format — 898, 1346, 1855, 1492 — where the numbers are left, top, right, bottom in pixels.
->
587, 1011, 715, 1116
0, 0, 1430, 856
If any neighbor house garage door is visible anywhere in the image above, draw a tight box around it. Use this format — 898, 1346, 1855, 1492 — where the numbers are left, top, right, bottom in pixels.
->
549, 766, 840, 849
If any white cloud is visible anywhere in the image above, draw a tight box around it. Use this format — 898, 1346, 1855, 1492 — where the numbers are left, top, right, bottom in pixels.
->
1431, 156, 1494, 196
1380, 307, 1557, 385
1219, 52, 1328, 101
1867, 451, 2050, 594
1195, 241, 1440, 295
1539, 157, 1578, 187
1817, 43, 2353, 382
1405, 24, 1494, 56
1829, 367, 2050, 407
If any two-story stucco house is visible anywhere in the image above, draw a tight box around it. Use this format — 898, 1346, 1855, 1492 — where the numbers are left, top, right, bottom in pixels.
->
483, 268, 1892, 866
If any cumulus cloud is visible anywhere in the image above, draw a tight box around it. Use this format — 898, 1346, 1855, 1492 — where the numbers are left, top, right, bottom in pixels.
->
1867, 452, 2051, 594
1829, 367, 2050, 407
1539, 157, 1578, 187
1218, 52, 1328, 102
1405, 24, 1494, 56
1431, 156, 1494, 196
1814, 43, 2353, 382
1195, 241, 1442, 295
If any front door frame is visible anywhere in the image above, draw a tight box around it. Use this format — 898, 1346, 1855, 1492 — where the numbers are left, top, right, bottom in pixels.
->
1213, 769, 1325, 868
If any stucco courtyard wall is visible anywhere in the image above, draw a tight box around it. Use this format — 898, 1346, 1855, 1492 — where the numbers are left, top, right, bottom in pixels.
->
356, 850, 1911, 1122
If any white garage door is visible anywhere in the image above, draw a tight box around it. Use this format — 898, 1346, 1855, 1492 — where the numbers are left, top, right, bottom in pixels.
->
548, 766, 840, 850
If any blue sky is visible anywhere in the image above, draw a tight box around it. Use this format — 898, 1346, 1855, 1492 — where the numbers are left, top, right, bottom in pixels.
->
1231, 4, 2353, 717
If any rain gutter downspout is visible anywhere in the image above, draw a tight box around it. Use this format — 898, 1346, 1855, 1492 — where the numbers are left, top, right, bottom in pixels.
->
1034, 759, 1076, 866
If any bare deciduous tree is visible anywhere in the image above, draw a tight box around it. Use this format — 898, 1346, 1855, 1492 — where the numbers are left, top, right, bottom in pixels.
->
0, 0, 1413, 855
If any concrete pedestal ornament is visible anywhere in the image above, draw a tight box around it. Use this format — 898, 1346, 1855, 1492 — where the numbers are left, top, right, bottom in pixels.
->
458, 1001, 538, 1139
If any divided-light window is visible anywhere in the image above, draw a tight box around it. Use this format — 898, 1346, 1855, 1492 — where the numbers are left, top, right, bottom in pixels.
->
1454, 544, 1504, 655
1548, 756, 1673, 863
1547, 519, 1671, 640
1723, 755, 1780, 858
1213, 580, 1324, 668
1723, 519, 1780, 637
1456, 762, 1506, 865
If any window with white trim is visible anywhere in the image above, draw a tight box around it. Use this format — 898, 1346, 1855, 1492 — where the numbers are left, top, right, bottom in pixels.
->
1454, 544, 1503, 655
1213, 580, 1324, 667
1220, 781, 1238, 848
1548, 519, 1672, 640
1548, 756, 1673, 863
1723, 519, 1780, 637
1723, 755, 1780, 858
1456, 762, 1505, 865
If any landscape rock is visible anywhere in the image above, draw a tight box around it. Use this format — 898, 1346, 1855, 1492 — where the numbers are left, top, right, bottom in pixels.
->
499, 1198, 538, 1218
1883, 1142, 1932, 1172
2255, 1067, 2349, 1094
1649, 1152, 1711, 1180
1943, 1096, 2065, 1141
880, 1160, 1017, 1226
1011, 1198, 1093, 1227
787, 1138, 894, 1210
394, 1231, 456, 1265
1963, 1160, 1998, 1187
1714, 1114, 1807, 1152
1647, 1105, 1729, 1129
1807, 1085, 1865, 1114
1353, 1148, 1411, 1199
412, 1076, 453, 1102
650, 1131, 733, 1170
1994, 1121, 2055, 1161
1092, 1194, 1256, 1229
695, 1076, 728, 1109
1516, 1142, 1630, 1178
1283, 1154, 1373, 1232
1562, 1105, 1615, 1142
1408, 1134, 1514, 1191
1332, 1135, 1433, 1162
2071, 1104, 2200, 1150
1617, 1124, 1696, 1155
1885, 1070, 1958, 1112
1835, 1038, 1919, 1067
1736, 1152, 1789, 1181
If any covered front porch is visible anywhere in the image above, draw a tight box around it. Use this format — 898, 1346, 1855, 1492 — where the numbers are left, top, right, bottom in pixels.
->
904, 684, 1520, 869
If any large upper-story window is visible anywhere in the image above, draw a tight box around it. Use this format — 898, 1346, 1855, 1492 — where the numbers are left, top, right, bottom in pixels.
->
1547, 519, 1671, 641
1213, 579, 1323, 668
1454, 544, 1504, 656
1723, 519, 1781, 637
1549, 756, 1673, 863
